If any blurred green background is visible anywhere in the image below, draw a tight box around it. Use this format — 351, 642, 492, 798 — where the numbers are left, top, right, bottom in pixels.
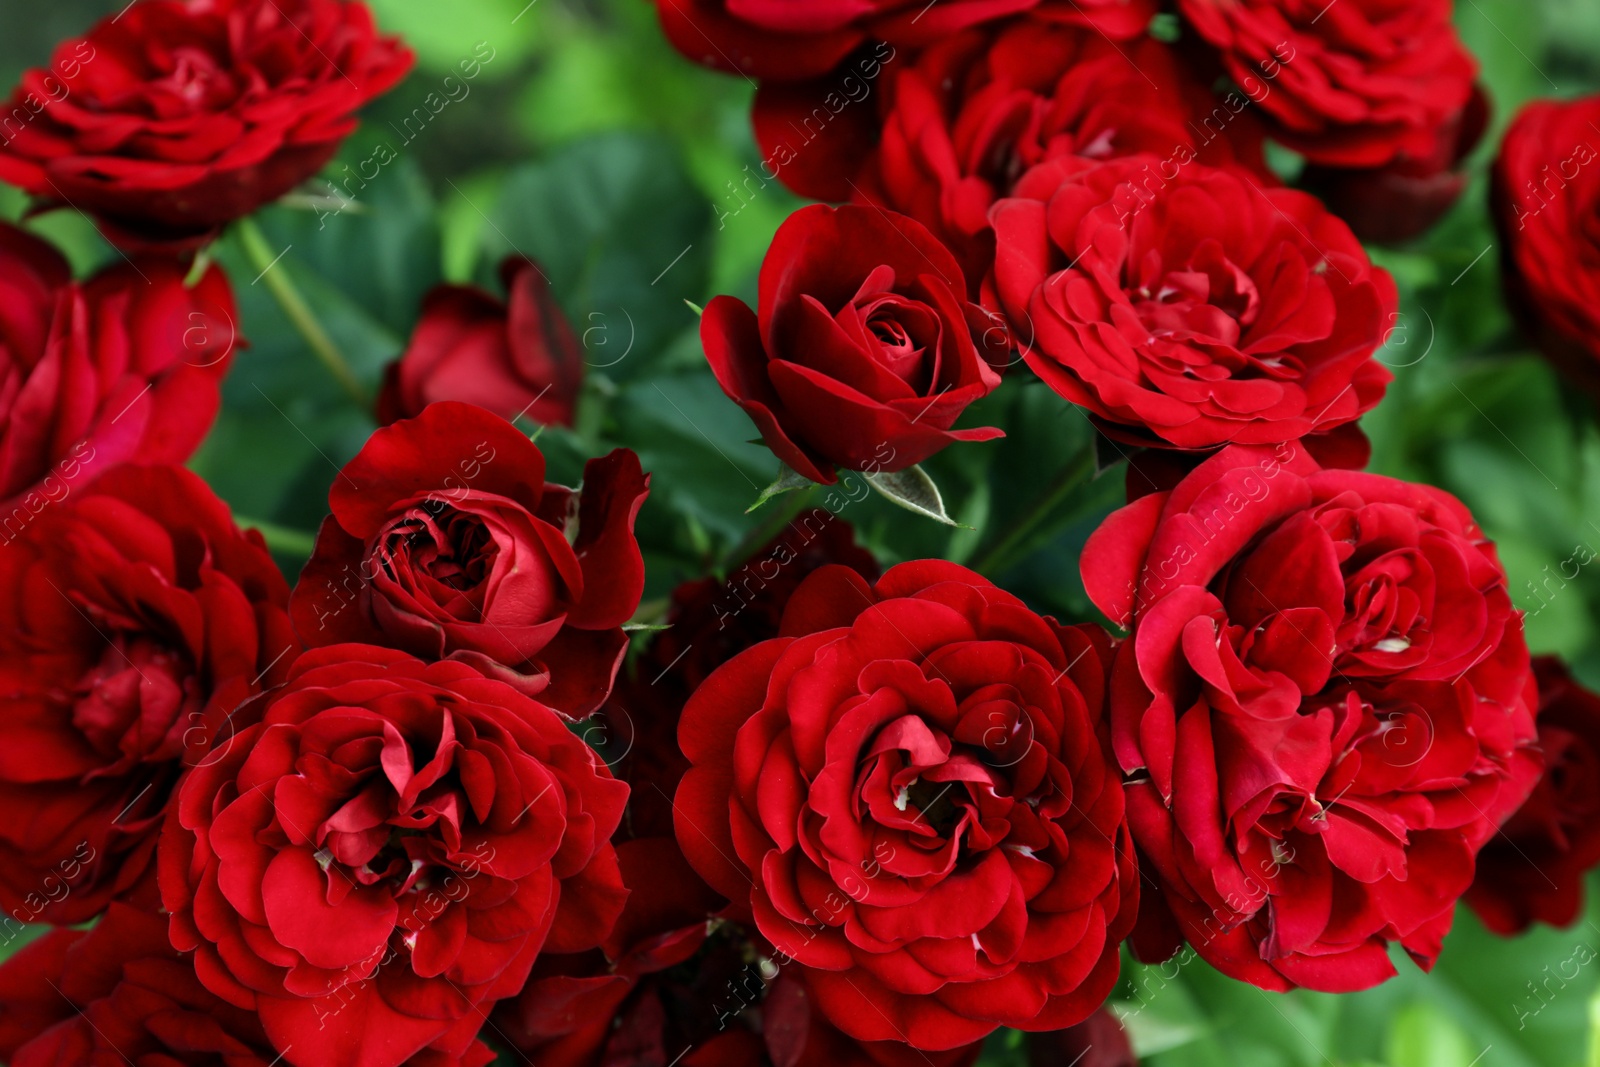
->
4, 1, 1600, 1064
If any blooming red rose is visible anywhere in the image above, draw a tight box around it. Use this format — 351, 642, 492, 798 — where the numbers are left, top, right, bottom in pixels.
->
0, 0, 412, 249
1467, 657, 1600, 935
702, 204, 1006, 484
608, 509, 879, 840
159, 644, 629, 1067
674, 560, 1136, 1049
1492, 94, 1600, 400
653, 0, 1155, 80
1177, 0, 1477, 169
289, 401, 649, 718
0, 464, 296, 927
1081, 444, 1541, 992
753, 20, 1267, 275
378, 257, 584, 430
988, 156, 1395, 451
0, 222, 237, 514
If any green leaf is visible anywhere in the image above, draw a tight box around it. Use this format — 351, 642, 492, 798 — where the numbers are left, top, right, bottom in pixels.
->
864, 466, 967, 527
747, 464, 812, 513
1385, 1002, 1480, 1067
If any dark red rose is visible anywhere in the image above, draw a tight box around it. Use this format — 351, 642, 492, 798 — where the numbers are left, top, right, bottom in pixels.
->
1177, 0, 1477, 169
288, 401, 649, 718
653, 0, 1155, 80
1468, 657, 1600, 935
1081, 444, 1541, 992
753, 20, 1268, 276
378, 257, 583, 430
674, 560, 1136, 1049
1302, 84, 1490, 245
988, 156, 1395, 451
609, 509, 879, 840
1027, 1007, 1137, 1067
0, 222, 237, 514
1492, 94, 1600, 400
158, 644, 629, 1067
702, 204, 1006, 484
0, 0, 412, 249
0, 464, 296, 927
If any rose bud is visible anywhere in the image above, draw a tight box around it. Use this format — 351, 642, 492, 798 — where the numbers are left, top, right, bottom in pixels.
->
701, 204, 1007, 484
289, 401, 649, 718
989, 156, 1395, 451
0, 465, 297, 926
1468, 657, 1600, 935
0, 0, 412, 249
1083, 443, 1541, 992
0, 222, 238, 516
1177, 0, 1477, 171
159, 645, 630, 1067
1492, 93, 1600, 401
675, 560, 1137, 1049
378, 256, 583, 430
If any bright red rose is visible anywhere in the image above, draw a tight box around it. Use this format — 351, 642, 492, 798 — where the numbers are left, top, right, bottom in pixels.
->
753, 20, 1267, 275
1468, 657, 1600, 935
1177, 0, 1477, 169
0, 222, 237, 514
0, 464, 296, 927
288, 401, 649, 718
0, 0, 412, 249
702, 204, 1006, 484
158, 644, 629, 1067
378, 257, 584, 430
1082, 444, 1541, 992
988, 156, 1395, 451
654, 0, 1155, 81
674, 560, 1136, 1050
608, 508, 879, 840
1492, 94, 1600, 400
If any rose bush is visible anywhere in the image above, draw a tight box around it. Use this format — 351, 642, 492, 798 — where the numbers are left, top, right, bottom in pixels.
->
989, 156, 1395, 451
0, 0, 412, 248
289, 401, 648, 718
159, 644, 629, 1067
701, 204, 1007, 484
1081, 444, 1541, 991
674, 559, 1136, 1049
0, 464, 296, 926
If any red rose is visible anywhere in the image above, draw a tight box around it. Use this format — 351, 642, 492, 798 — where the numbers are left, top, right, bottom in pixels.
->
0, 464, 296, 927
1302, 84, 1490, 245
288, 401, 649, 718
158, 644, 629, 1067
1467, 657, 1600, 935
653, 0, 1154, 80
702, 204, 1005, 484
1081, 444, 1541, 992
1027, 1007, 1137, 1067
608, 509, 879, 840
1177, 0, 1477, 169
753, 20, 1267, 275
1492, 95, 1600, 400
0, 0, 412, 249
988, 156, 1395, 451
0, 222, 237, 514
378, 257, 584, 431
674, 560, 1136, 1049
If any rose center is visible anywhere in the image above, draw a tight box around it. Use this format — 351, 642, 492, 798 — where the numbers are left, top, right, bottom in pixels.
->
72, 635, 199, 768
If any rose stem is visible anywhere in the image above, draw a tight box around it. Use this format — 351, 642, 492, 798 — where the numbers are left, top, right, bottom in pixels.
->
234, 216, 368, 406
234, 514, 318, 560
